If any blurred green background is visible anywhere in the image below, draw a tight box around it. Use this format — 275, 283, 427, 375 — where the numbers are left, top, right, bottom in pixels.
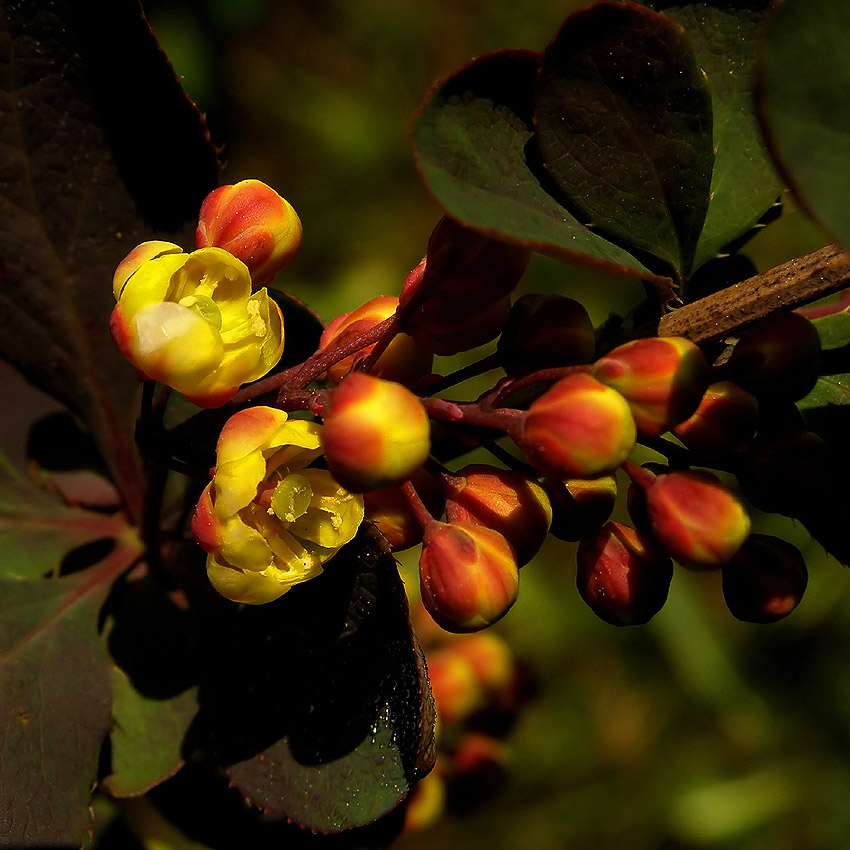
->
142, 1, 850, 847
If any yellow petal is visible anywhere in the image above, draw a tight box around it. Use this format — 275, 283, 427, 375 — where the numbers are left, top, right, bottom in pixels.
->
214, 451, 267, 517
216, 407, 290, 466
206, 553, 289, 605
288, 468, 365, 549
217, 511, 274, 571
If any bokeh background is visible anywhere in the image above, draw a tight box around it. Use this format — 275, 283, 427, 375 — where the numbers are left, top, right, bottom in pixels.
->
136, 1, 850, 847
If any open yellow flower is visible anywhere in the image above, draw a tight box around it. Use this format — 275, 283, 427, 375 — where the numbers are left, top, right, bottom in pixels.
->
192, 406, 365, 604
110, 243, 284, 407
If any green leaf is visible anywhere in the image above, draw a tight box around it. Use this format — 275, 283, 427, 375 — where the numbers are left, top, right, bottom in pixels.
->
106, 667, 198, 798
185, 526, 435, 834
810, 310, 850, 352
0, 0, 219, 520
0, 451, 128, 580
758, 0, 850, 251
411, 49, 669, 284
534, 1, 715, 280
0, 549, 137, 846
648, 2, 781, 272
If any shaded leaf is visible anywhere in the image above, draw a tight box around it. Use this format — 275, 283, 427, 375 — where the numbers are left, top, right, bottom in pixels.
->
0, 0, 219, 520
0, 450, 128, 580
106, 667, 198, 798
0, 547, 138, 846
411, 49, 670, 284
534, 1, 714, 280
185, 525, 435, 834
648, 1, 781, 272
810, 310, 850, 352
758, 0, 850, 251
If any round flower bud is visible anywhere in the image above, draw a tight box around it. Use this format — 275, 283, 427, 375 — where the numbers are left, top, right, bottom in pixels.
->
545, 475, 618, 542
322, 373, 431, 492
644, 470, 750, 568
517, 373, 636, 479
592, 336, 710, 437
195, 179, 302, 285
318, 295, 432, 385
721, 534, 808, 623
719, 311, 821, 400
576, 521, 673, 626
443, 465, 552, 566
419, 521, 519, 633
671, 380, 758, 458
426, 649, 487, 726
449, 632, 515, 694
497, 294, 596, 376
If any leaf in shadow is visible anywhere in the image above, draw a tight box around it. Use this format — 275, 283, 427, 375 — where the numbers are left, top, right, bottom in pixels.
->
183, 525, 435, 834
411, 48, 671, 284
534, 1, 714, 280
0, 0, 219, 520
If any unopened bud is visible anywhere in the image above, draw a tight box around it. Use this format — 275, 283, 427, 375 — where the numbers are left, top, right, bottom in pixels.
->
721, 534, 808, 623
643, 470, 750, 568
497, 294, 596, 376
318, 295, 432, 385
444, 465, 552, 566
672, 380, 758, 458
518, 373, 636, 478
322, 374, 431, 492
576, 521, 673, 625
592, 336, 709, 437
196, 179, 302, 285
546, 474, 618, 542
420, 521, 519, 633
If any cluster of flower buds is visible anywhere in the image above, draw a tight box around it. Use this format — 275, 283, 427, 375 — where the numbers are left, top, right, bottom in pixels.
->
111, 192, 823, 628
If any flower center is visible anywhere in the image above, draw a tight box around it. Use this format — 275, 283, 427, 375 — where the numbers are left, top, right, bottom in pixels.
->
270, 473, 313, 524
178, 293, 223, 330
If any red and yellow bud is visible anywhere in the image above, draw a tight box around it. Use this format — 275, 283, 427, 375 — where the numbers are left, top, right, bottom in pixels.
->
449, 632, 514, 694
720, 311, 821, 400
672, 380, 758, 458
322, 373, 431, 492
576, 521, 673, 626
546, 474, 618, 542
643, 470, 750, 568
592, 336, 709, 437
443, 465, 552, 566
191, 406, 364, 604
517, 373, 636, 478
497, 294, 596, 376
110, 246, 284, 407
419, 521, 519, 633
398, 217, 530, 356
426, 649, 487, 726
318, 295, 432, 385
195, 179, 302, 285
721, 534, 808, 623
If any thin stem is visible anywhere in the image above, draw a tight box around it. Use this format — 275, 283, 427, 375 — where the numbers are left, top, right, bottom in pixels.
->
424, 351, 502, 396
421, 397, 524, 434
489, 364, 592, 408
402, 479, 439, 533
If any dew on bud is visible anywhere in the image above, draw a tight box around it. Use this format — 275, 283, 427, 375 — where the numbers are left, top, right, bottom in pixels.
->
576, 521, 673, 626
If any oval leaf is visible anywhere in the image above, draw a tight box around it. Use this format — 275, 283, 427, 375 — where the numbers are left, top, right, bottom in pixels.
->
535, 1, 715, 280
758, 0, 850, 250
411, 49, 669, 283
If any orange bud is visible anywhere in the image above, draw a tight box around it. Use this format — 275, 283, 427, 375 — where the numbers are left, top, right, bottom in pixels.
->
497, 294, 596, 376
644, 470, 750, 568
322, 373, 431, 492
426, 649, 486, 726
318, 295, 432, 385
449, 632, 514, 694
444, 465, 552, 566
592, 336, 709, 437
518, 373, 636, 478
576, 521, 673, 626
546, 474, 618, 542
420, 522, 519, 633
196, 179, 302, 285
721, 534, 808, 623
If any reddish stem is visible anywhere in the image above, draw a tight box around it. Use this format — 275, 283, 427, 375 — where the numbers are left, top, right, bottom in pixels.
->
621, 459, 658, 493
402, 479, 439, 534
421, 397, 525, 434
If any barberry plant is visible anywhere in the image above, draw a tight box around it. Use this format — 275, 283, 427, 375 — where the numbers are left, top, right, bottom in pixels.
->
3, 0, 850, 847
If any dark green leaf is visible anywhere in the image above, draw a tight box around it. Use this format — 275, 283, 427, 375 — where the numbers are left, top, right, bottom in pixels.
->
648, 2, 781, 272
105, 667, 198, 798
0, 451, 128, 580
0, 549, 137, 846
185, 526, 435, 833
411, 49, 670, 284
811, 312, 850, 352
0, 0, 219, 520
758, 0, 850, 251
534, 1, 714, 280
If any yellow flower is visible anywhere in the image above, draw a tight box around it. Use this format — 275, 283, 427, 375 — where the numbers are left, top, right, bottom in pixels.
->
110, 244, 284, 407
192, 406, 365, 604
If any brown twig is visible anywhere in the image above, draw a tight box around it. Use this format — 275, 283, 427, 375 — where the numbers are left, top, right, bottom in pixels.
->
658, 243, 850, 344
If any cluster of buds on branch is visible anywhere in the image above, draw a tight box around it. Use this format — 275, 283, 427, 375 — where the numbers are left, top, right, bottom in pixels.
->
113, 179, 822, 629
